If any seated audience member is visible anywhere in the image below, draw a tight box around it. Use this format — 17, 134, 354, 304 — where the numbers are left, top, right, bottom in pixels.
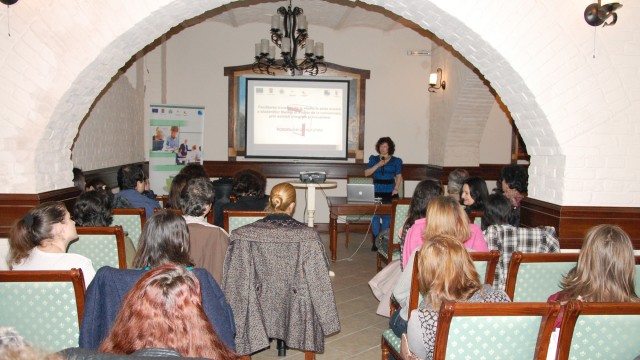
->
482, 193, 559, 290
222, 183, 339, 356
495, 164, 528, 226
394, 179, 442, 264
165, 173, 188, 209
8, 202, 95, 287
213, 169, 269, 228
460, 176, 489, 229
181, 177, 229, 284
98, 264, 237, 359
548, 224, 638, 327
404, 235, 511, 359
446, 168, 469, 203
74, 190, 136, 268
113, 165, 160, 218
178, 163, 209, 179
392, 195, 488, 336
403, 195, 488, 268
85, 178, 132, 208
79, 210, 236, 350
73, 167, 86, 192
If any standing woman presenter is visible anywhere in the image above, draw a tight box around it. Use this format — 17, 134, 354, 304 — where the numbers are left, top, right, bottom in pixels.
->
365, 136, 403, 250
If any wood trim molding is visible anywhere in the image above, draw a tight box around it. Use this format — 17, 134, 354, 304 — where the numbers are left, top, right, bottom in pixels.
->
0, 187, 81, 237
520, 197, 640, 249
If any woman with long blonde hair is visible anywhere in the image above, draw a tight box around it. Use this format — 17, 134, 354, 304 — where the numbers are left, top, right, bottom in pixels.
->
405, 235, 510, 359
402, 195, 487, 268
548, 224, 638, 326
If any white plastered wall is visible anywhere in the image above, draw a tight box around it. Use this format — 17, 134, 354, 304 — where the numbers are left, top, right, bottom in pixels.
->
1, 0, 639, 207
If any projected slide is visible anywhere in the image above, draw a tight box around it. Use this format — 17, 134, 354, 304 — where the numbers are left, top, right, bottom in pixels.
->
246, 78, 349, 159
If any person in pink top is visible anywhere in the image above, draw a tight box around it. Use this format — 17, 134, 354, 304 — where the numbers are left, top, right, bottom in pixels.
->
402, 195, 487, 268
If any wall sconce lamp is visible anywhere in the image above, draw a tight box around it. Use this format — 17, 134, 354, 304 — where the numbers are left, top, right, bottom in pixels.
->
428, 68, 446, 93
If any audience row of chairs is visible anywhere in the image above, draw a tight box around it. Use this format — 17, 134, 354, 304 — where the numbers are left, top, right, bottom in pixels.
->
381, 251, 640, 359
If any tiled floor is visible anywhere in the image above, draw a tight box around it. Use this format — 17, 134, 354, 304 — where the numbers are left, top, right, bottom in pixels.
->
251, 232, 388, 359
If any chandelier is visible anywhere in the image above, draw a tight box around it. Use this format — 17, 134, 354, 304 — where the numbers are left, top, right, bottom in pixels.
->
252, 0, 327, 76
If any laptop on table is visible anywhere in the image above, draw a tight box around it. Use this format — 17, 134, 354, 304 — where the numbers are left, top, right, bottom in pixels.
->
347, 184, 377, 203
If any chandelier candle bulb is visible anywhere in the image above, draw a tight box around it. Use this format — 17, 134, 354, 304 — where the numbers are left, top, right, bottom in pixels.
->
271, 14, 280, 30
282, 38, 291, 53
298, 15, 307, 30
255, 43, 261, 57
260, 39, 269, 54
269, 46, 276, 59
306, 39, 314, 54
315, 42, 324, 57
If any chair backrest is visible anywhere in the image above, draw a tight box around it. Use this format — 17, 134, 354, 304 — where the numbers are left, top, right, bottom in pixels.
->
468, 210, 483, 227
390, 199, 411, 246
224, 210, 267, 234
505, 252, 579, 302
112, 208, 145, 249
70, 226, 127, 269
433, 301, 560, 360
156, 195, 168, 208
407, 249, 421, 318
557, 300, 640, 360
470, 250, 500, 285
635, 256, 640, 288
0, 269, 86, 352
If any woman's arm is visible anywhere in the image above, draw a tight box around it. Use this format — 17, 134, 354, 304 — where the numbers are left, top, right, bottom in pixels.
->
393, 173, 403, 195
365, 157, 386, 177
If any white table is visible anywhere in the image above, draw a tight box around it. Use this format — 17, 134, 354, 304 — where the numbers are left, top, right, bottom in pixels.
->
289, 180, 337, 227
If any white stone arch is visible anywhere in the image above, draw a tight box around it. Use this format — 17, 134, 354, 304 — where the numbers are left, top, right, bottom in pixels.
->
2, 0, 637, 206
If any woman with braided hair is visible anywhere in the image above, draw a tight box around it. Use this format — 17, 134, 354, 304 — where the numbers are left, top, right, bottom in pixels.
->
8, 201, 96, 287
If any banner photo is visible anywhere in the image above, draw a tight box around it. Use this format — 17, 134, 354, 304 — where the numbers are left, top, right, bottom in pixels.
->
149, 104, 204, 195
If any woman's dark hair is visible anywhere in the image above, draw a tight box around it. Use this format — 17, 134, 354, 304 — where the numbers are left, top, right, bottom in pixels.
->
482, 193, 512, 227
73, 168, 85, 191
178, 164, 209, 180
406, 179, 443, 227
166, 174, 189, 210
375, 137, 395, 156
86, 178, 108, 192
463, 176, 489, 211
500, 164, 528, 194
180, 178, 214, 217
232, 169, 267, 198
74, 190, 113, 227
133, 210, 194, 269
8, 202, 67, 268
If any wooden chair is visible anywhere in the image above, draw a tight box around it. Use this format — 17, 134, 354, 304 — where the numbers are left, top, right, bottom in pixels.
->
70, 226, 127, 269
0, 269, 86, 352
433, 301, 560, 360
381, 249, 421, 360
505, 252, 579, 302
471, 250, 500, 285
224, 210, 268, 234
156, 195, 168, 208
468, 209, 484, 227
556, 300, 640, 360
112, 207, 145, 249
376, 199, 410, 272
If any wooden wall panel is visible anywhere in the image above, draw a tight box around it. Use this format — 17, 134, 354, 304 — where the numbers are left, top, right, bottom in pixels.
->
521, 197, 640, 249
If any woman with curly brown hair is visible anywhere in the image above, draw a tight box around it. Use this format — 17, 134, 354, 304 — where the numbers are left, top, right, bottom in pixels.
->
99, 264, 237, 359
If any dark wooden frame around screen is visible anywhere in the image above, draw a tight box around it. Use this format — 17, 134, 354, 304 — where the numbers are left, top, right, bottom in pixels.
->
223, 63, 370, 162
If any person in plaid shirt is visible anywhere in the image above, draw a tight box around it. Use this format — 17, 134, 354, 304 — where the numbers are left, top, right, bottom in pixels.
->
483, 193, 560, 290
